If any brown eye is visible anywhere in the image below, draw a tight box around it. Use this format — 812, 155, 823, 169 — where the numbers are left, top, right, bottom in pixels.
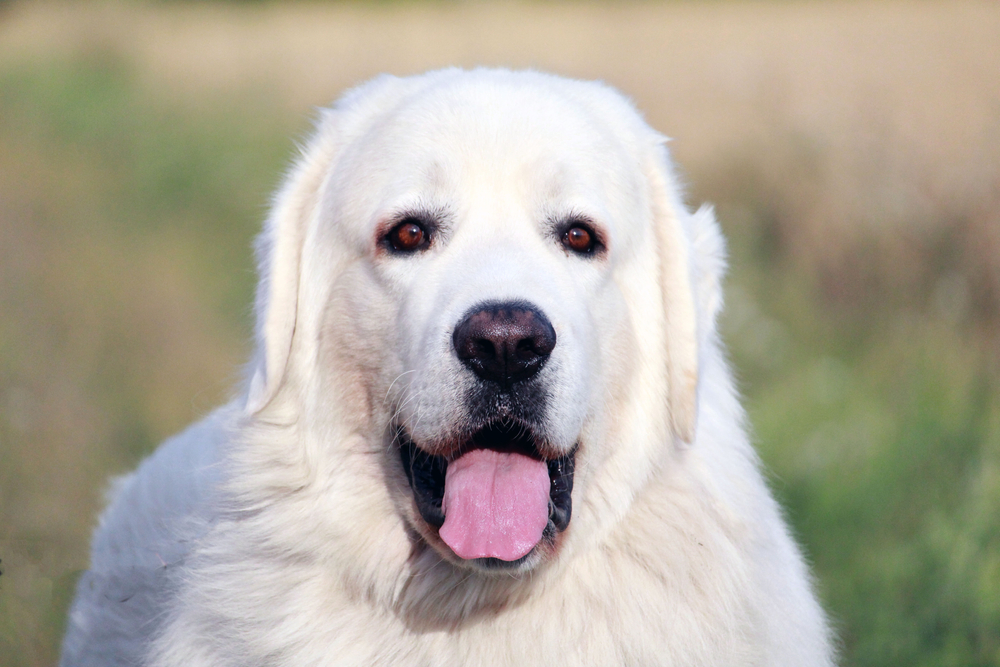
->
563, 224, 595, 254
387, 219, 428, 253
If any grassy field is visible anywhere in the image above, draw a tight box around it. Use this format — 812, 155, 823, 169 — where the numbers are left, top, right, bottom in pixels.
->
1, 2, 998, 665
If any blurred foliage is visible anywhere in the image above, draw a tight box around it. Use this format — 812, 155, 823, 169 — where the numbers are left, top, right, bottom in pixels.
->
1, 20, 998, 667
0, 57, 295, 666
707, 141, 1000, 665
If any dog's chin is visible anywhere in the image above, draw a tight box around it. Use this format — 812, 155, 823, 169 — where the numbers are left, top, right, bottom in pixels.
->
446, 544, 548, 576
397, 420, 576, 575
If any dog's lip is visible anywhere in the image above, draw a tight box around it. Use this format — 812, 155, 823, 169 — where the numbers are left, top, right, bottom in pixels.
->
397, 421, 576, 544
446, 420, 546, 462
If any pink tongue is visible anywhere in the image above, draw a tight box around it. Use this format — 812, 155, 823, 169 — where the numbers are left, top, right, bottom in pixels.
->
439, 448, 551, 561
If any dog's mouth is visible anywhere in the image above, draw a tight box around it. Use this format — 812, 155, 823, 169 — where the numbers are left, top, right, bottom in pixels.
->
398, 421, 575, 566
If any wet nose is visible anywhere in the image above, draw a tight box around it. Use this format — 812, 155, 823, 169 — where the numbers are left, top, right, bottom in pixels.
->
452, 302, 556, 387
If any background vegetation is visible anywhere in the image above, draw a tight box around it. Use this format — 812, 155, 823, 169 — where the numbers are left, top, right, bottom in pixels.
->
1, 2, 997, 665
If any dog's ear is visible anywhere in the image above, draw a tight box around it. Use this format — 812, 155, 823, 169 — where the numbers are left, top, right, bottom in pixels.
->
245, 74, 435, 415
245, 75, 417, 415
245, 117, 342, 415
685, 204, 727, 347
646, 141, 702, 444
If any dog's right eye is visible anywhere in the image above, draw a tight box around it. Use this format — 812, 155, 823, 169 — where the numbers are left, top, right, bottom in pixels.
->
559, 219, 603, 256
386, 219, 430, 253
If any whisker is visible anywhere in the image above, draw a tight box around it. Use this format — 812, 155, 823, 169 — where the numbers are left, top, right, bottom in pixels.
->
383, 369, 419, 407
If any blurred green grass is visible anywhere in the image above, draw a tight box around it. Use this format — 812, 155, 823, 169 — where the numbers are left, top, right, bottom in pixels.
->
1, 4, 998, 666
0, 57, 296, 666
705, 154, 1000, 663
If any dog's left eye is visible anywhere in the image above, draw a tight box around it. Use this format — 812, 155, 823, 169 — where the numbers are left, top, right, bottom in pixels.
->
561, 222, 600, 255
386, 219, 430, 253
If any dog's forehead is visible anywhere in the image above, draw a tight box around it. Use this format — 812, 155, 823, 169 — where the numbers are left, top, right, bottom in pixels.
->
341, 78, 645, 221
390, 77, 627, 148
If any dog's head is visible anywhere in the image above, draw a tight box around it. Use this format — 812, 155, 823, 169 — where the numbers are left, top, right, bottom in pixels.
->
242, 70, 725, 582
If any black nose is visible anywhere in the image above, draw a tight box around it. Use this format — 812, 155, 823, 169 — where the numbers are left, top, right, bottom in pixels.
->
452, 302, 556, 387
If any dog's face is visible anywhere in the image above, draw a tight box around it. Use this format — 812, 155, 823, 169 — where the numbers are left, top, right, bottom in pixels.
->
248, 70, 706, 578
361, 82, 648, 571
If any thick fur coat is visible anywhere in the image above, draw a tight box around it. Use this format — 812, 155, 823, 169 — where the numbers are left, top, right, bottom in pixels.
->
61, 69, 834, 666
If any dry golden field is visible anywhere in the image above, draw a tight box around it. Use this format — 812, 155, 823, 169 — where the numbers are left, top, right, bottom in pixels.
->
1, 2, 998, 665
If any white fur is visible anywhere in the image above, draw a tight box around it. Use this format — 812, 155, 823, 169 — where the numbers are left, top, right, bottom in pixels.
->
61, 69, 834, 667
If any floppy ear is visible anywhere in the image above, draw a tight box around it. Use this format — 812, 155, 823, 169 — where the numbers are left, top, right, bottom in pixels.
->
686, 204, 728, 349
244, 74, 427, 415
245, 116, 341, 415
646, 141, 701, 444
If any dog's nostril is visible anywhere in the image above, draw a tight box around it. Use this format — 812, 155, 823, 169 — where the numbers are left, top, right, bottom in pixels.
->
453, 302, 556, 387
474, 340, 497, 358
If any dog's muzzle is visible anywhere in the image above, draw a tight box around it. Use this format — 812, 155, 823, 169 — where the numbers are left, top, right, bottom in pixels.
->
398, 300, 574, 566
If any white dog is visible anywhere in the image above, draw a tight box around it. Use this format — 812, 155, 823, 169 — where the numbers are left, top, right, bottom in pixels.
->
61, 69, 834, 666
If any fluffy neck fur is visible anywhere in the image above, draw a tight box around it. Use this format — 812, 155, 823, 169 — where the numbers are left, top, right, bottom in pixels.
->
150, 335, 776, 667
